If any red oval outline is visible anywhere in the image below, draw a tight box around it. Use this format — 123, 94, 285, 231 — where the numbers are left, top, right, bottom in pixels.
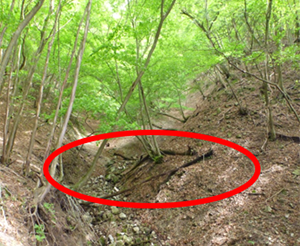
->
44, 130, 260, 209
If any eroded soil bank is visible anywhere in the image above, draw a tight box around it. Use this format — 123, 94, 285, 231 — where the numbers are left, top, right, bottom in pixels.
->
0, 74, 299, 245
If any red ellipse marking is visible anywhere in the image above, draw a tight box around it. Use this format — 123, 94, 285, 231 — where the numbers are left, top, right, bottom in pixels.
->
44, 130, 260, 209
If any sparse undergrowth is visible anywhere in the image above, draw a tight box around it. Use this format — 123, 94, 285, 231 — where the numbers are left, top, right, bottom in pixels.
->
0, 68, 299, 245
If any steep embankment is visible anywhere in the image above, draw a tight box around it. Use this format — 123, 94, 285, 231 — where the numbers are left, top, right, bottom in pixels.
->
75, 70, 300, 245
0, 68, 299, 245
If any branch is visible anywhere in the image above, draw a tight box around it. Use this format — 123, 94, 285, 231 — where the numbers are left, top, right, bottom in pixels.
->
100, 149, 213, 199
181, 9, 300, 124
157, 112, 186, 123
227, 61, 300, 123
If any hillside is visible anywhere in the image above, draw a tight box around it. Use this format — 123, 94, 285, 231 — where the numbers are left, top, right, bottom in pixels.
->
1, 1, 300, 245
0, 67, 299, 245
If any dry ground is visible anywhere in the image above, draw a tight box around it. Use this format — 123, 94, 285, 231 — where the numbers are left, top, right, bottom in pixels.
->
0, 68, 299, 245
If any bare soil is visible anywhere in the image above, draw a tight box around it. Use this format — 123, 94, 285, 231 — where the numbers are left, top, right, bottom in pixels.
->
0, 69, 299, 245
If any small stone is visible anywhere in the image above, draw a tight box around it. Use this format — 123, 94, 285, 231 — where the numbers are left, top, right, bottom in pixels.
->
133, 226, 140, 234
108, 234, 114, 243
103, 211, 113, 220
123, 235, 132, 244
151, 231, 157, 239
111, 206, 120, 215
115, 240, 124, 246
82, 212, 93, 224
119, 213, 127, 220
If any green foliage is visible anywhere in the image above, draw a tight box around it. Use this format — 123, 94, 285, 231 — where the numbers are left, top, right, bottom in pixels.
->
34, 224, 46, 242
43, 202, 55, 214
43, 202, 56, 223
2, 0, 299, 140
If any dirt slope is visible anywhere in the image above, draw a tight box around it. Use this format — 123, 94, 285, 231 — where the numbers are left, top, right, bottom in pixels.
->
0, 70, 299, 245
79, 73, 300, 245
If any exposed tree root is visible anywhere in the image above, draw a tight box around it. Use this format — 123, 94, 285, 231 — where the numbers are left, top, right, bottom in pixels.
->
158, 148, 213, 188
276, 133, 300, 143
29, 191, 96, 245
120, 147, 199, 187
121, 154, 150, 176
161, 146, 197, 156
99, 149, 214, 200
114, 152, 136, 160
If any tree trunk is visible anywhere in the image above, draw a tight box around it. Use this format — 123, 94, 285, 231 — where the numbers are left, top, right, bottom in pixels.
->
0, 0, 45, 94
4, 1, 53, 164
72, 0, 177, 190
24, 1, 61, 176
264, 0, 276, 141
38, 0, 92, 203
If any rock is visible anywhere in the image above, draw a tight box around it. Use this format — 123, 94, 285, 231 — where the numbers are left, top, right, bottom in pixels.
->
103, 211, 113, 220
119, 213, 127, 220
108, 234, 114, 244
82, 212, 93, 224
111, 206, 120, 215
123, 235, 132, 244
115, 240, 124, 246
151, 231, 157, 239
133, 226, 140, 234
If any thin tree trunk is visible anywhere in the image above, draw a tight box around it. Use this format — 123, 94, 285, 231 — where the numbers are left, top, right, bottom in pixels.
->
0, 0, 15, 48
183, 7, 300, 125
243, 0, 261, 48
38, 0, 92, 204
1, 40, 21, 165
264, 0, 276, 140
4, 1, 53, 162
294, 0, 300, 43
1, 62, 13, 165
139, 80, 162, 159
24, 1, 61, 176
177, 92, 188, 122
133, 16, 161, 160
72, 0, 177, 190
41, 2, 87, 169
0, 0, 45, 94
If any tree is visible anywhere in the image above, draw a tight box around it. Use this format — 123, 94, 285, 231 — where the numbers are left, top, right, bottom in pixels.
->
0, 0, 45, 94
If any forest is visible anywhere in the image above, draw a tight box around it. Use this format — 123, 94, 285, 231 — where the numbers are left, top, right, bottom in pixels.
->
0, 0, 299, 245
